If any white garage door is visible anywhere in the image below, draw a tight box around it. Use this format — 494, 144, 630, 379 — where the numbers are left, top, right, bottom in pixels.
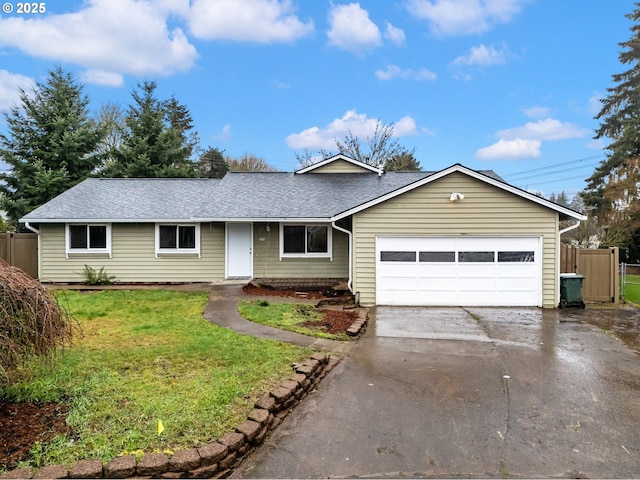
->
376, 236, 542, 307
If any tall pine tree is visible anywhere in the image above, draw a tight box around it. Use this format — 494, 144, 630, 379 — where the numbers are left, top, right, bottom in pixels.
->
583, 2, 640, 260
103, 81, 198, 178
0, 67, 104, 229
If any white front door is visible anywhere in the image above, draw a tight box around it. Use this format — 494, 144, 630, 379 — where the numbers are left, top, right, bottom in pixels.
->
226, 223, 253, 278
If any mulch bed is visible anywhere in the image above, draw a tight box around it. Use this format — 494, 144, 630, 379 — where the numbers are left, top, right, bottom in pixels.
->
0, 402, 70, 470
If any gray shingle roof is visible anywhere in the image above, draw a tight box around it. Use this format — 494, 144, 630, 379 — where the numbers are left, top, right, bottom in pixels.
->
21, 168, 507, 222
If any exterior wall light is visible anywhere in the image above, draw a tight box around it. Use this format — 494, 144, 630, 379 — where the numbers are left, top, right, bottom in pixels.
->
449, 192, 465, 201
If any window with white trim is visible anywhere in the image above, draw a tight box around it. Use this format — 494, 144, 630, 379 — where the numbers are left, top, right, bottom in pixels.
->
281, 224, 331, 258
155, 224, 200, 255
66, 224, 111, 256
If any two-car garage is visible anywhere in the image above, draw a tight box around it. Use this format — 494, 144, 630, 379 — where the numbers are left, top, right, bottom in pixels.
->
376, 236, 542, 307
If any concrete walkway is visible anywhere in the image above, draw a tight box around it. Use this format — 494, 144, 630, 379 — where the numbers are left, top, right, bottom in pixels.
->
203, 283, 355, 354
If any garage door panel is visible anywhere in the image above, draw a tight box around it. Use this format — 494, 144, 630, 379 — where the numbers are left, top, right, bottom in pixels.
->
376, 236, 541, 307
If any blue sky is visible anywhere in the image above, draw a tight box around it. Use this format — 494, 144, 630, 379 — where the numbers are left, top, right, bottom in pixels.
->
0, 0, 632, 199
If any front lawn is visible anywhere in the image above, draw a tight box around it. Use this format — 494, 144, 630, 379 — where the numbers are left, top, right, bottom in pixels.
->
0, 290, 312, 469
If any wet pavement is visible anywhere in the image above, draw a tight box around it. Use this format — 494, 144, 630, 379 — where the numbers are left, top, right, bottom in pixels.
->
233, 306, 640, 479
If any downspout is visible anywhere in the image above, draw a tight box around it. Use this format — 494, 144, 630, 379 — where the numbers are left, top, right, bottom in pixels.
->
331, 220, 353, 294
24, 222, 41, 279
559, 220, 581, 236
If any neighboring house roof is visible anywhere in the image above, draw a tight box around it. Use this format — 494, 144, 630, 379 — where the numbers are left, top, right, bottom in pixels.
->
295, 154, 383, 175
20, 163, 585, 223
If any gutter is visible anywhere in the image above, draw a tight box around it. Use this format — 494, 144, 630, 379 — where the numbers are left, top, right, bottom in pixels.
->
331, 220, 353, 294
559, 220, 581, 236
24, 222, 39, 234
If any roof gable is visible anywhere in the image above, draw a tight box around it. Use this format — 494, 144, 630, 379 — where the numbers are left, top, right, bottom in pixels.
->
295, 154, 382, 175
333, 164, 586, 221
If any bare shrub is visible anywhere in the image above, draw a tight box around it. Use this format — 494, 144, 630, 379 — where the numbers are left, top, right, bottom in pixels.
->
0, 260, 76, 385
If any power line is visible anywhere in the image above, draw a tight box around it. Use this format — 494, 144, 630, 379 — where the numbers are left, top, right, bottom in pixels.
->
503, 155, 603, 179
506, 162, 600, 182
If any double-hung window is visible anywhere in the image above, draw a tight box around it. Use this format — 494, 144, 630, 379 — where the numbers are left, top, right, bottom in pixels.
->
66, 224, 111, 256
281, 224, 331, 258
155, 224, 200, 256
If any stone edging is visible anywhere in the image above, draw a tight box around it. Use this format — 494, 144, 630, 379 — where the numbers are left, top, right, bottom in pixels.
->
1, 353, 342, 480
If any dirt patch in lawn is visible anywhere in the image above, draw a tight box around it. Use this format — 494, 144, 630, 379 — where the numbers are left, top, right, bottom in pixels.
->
242, 284, 353, 302
303, 309, 360, 335
0, 401, 70, 469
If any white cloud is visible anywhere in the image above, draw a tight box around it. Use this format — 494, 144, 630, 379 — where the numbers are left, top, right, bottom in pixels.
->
286, 109, 418, 150
0, 70, 34, 110
497, 118, 589, 141
327, 3, 382, 54
476, 138, 541, 160
384, 21, 406, 46
188, 0, 313, 42
522, 106, 549, 119
375, 65, 437, 81
80, 70, 124, 87
476, 117, 590, 161
0, 0, 198, 84
406, 0, 528, 36
453, 43, 510, 66
216, 124, 232, 141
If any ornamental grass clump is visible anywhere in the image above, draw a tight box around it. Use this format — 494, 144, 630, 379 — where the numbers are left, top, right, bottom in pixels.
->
0, 260, 76, 386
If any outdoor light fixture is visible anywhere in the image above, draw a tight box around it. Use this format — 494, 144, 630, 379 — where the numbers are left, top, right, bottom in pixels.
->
449, 192, 465, 202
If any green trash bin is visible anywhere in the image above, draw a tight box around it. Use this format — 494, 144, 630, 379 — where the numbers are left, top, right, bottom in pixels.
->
559, 274, 585, 308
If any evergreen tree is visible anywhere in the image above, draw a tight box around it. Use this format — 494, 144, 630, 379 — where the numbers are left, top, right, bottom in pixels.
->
103, 81, 197, 178
198, 147, 229, 178
0, 67, 103, 229
582, 3, 640, 259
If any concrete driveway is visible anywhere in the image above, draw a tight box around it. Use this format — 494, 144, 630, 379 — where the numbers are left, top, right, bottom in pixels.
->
233, 306, 640, 478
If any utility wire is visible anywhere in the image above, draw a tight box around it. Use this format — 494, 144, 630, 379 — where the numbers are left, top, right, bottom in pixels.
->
503, 155, 603, 179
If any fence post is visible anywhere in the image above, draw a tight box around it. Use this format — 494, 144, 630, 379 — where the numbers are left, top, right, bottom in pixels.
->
611, 247, 620, 303
621, 262, 626, 299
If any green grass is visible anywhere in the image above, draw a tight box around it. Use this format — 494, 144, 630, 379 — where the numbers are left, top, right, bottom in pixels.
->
0, 290, 312, 468
238, 300, 349, 341
623, 274, 640, 304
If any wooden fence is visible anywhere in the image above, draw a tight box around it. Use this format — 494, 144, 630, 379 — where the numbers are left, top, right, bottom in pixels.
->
0, 232, 38, 278
560, 244, 619, 303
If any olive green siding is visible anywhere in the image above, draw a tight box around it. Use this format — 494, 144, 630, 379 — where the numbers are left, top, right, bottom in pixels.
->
39, 223, 225, 283
252, 223, 349, 278
306, 160, 374, 173
352, 172, 559, 307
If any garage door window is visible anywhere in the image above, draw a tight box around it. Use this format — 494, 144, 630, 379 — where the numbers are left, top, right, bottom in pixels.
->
380, 251, 416, 262
459, 251, 495, 262
498, 251, 535, 262
419, 251, 455, 262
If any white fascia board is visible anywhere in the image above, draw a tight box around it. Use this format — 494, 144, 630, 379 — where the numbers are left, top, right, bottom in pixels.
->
20, 218, 203, 224
332, 164, 587, 222
193, 217, 332, 223
295, 154, 382, 175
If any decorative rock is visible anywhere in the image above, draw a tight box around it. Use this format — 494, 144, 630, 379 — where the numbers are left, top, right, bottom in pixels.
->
197, 442, 227, 466
104, 455, 137, 479
36, 466, 66, 480
291, 373, 307, 385
1, 467, 34, 479
219, 452, 237, 470
136, 452, 169, 477
248, 408, 269, 425
310, 353, 327, 363
270, 386, 291, 403
294, 364, 314, 375
236, 419, 261, 442
217, 432, 244, 452
170, 448, 201, 471
254, 396, 276, 411
190, 464, 220, 479
281, 379, 298, 391
69, 459, 103, 479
